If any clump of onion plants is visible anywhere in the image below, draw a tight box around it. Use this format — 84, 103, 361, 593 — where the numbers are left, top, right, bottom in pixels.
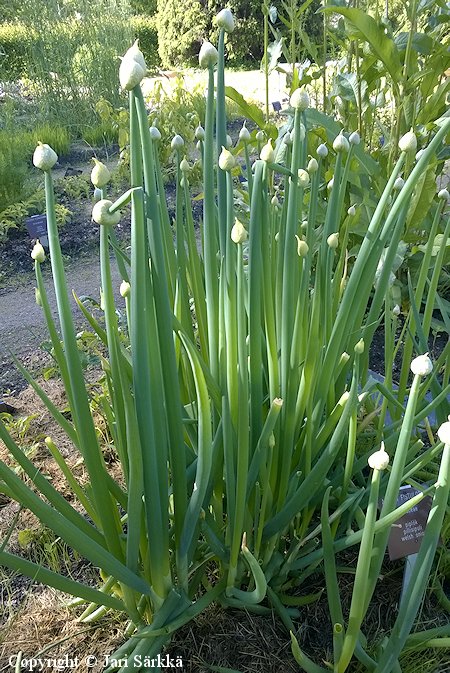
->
0, 12, 449, 673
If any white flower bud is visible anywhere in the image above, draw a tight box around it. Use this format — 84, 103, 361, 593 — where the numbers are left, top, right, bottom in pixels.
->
226, 134, 233, 149
290, 88, 310, 111
283, 132, 292, 146
120, 280, 131, 298
438, 188, 449, 200
327, 177, 334, 191
307, 157, 318, 173
195, 125, 205, 141
297, 169, 310, 187
256, 130, 265, 143
317, 143, 328, 158
437, 416, 450, 445
271, 195, 280, 208
333, 132, 350, 153
33, 142, 58, 171
327, 232, 339, 249
171, 134, 184, 150
415, 149, 425, 161
354, 338, 364, 354
180, 157, 190, 172
399, 129, 417, 154
199, 41, 219, 69
231, 219, 247, 243
239, 124, 251, 142
296, 236, 309, 257
216, 7, 235, 33
124, 40, 146, 72
368, 442, 390, 470
392, 304, 401, 316
393, 177, 405, 191
410, 353, 433, 376
92, 199, 121, 227
347, 205, 356, 216
31, 240, 45, 263
119, 56, 145, 91
219, 146, 235, 171
93, 187, 102, 203
349, 131, 360, 145
90, 158, 111, 188
260, 139, 275, 163
150, 126, 161, 141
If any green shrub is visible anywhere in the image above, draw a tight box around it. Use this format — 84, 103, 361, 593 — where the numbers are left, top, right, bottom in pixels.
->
207, 0, 264, 65
131, 14, 160, 70
0, 22, 38, 80
154, 0, 321, 67
156, 0, 208, 67
130, 0, 157, 12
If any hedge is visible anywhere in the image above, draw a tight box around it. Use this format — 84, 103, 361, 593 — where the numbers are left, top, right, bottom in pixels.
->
0, 22, 38, 81
156, 0, 208, 68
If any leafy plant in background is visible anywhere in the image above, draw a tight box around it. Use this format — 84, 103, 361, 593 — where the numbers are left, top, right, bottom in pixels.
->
0, 10, 450, 673
0, 187, 71, 243
323, 0, 450, 161
146, 77, 206, 173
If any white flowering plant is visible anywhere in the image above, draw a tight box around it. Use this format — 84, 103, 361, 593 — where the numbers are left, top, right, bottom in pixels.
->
0, 12, 449, 673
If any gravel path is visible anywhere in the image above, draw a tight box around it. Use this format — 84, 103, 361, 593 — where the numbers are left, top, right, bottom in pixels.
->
0, 257, 124, 396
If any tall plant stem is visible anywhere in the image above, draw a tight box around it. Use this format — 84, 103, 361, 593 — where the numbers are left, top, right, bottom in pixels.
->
322, 10, 327, 113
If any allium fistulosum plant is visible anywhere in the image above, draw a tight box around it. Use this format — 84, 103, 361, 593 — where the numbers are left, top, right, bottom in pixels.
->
1, 11, 449, 672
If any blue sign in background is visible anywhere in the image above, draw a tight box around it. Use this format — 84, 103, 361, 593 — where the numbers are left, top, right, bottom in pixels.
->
25, 214, 48, 247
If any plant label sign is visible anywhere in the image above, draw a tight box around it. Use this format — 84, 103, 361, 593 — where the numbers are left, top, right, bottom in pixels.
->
25, 214, 48, 248
387, 485, 433, 561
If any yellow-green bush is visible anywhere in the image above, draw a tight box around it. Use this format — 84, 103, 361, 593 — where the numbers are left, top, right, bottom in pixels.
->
0, 22, 38, 80
131, 14, 160, 70
156, 0, 208, 67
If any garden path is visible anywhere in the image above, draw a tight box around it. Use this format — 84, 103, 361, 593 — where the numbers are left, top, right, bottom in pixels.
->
0, 257, 123, 395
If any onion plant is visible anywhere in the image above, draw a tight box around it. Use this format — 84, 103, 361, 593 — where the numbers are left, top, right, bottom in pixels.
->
1, 11, 449, 673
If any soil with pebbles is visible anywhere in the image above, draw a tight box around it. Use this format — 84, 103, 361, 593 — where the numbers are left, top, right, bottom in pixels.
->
0, 141, 207, 397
